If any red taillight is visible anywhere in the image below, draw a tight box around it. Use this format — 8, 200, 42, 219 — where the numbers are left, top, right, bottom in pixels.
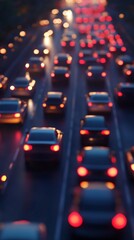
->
23, 144, 33, 151
79, 52, 83, 58
77, 155, 83, 163
68, 212, 83, 228
112, 213, 127, 230
126, 70, 132, 76
101, 130, 110, 135
87, 72, 93, 77
79, 59, 85, 65
107, 52, 112, 58
65, 73, 70, 78
108, 102, 113, 107
100, 39, 105, 45
101, 72, 106, 77
88, 102, 93, 107
14, 113, 21, 118
66, 59, 71, 64
117, 60, 123, 66
60, 103, 64, 108
61, 41, 66, 47
54, 59, 58, 64
117, 91, 123, 97
80, 130, 89, 135
51, 73, 55, 77
107, 167, 118, 177
99, 58, 106, 64
70, 41, 75, 47
121, 46, 126, 52
77, 166, 89, 177
50, 144, 60, 152
80, 42, 86, 48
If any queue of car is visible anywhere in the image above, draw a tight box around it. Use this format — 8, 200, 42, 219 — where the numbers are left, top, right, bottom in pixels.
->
0, 0, 133, 239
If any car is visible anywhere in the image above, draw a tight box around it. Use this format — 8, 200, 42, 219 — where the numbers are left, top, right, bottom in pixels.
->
10, 77, 36, 97
33, 44, 50, 57
23, 127, 63, 168
79, 38, 94, 49
86, 92, 113, 114
123, 64, 134, 82
42, 91, 67, 115
115, 54, 134, 69
51, 66, 70, 85
0, 98, 27, 124
86, 65, 107, 83
76, 146, 118, 182
60, 36, 76, 48
0, 221, 47, 240
125, 146, 134, 179
68, 182, 127, 239
62, 30, 77, 40
78, 49, 95, 65
80, 115, 110, 146
25, 57, 45, 75
108, 43, 127, 54
114, 82, 134, 105
53, 53, 72, 68
0, 75, 8, 96
93, 49, 111, 65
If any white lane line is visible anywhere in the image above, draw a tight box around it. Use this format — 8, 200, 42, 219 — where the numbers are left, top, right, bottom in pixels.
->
54, 73, 77, 240
13, 147, 20, 162
106, 76, 134, 237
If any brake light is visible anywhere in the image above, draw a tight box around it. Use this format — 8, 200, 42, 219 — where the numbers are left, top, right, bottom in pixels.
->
67, 59, 71, 64
101, 72, 106, 77
60, 104, 64, 108
61, 41, 66, 47
87, 72, 93, 77
51, 73, 55, 77
117, 60, 123, 66
79, 59, 85, 65
65, 73, 70, 78
54, 59, 58, 64
107, 167, 118, 177
50, 144, 60, 152
42, 103, 47, 107
14, 113, 21, 118
80, 42, 86, 48
79, 52, 83, 58
99, 58, 106, 64
100, 39, 105, 45
80, 130, 89, 135
130, 164, 134, 171
77, 154, 83, 163
41, 62, 45, 68
108, 102, 113, 107
88, 102, 93, 107
126, 70, 132, 76
23, 144, 33, 151
109, 46, 116, 52
0, 175, 7, 182
70, 41, 75, 47
112, 213, 127, 229
101, 130, 110, 135
117, 91, 123, 97
68, 212, 83, 228
107, 52, 112, 58
77, 166, 89, 177
121, 46, 126, 52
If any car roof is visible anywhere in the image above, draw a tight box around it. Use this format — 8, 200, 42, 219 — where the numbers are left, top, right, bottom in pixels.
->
87, 65, 103, 71
47, 92, 63, 98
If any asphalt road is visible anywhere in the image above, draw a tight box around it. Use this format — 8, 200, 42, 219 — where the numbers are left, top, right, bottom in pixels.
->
0, 1, 134, 240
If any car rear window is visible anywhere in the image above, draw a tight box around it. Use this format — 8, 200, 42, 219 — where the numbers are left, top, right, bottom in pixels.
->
29, 131, 56, 142
0, 102, 18, 111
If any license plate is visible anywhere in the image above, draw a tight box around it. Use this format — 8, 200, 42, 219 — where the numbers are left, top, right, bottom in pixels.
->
50, 106, 56, 110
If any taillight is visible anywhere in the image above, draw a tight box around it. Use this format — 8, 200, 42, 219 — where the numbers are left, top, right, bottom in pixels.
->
79, 59, 85, 65
126, 70, 132, 76
99, 58, 106, 64
80, 130, 89, 135
106, 167, 118, 177
61, 41, 66, 47
54, 59, 58, 64
80, 42, 86, 48
109, 46, 116, 52
101, 72, 106, 77
117, 91, 123, 97
88, 102, 93, 107
117, 60, 123, 66
23, 144, 33, 151
87, 72, 93, 77
42, 103, 47, 107
101, 130, 110, 135
50, 144, 60, 152
65, 73, 70, 78
108, 102, 113, 107
51, 73, 55, 77
130, 163, 134, 171
0, 175, 7, 182
70, 41, 75, 47
100, 39, 105, 45
121, 46, 126, 52
77, 154, 83, 163
41, 62, 45, 68
14, 113, 21, 118
68, 212, 83, 228
77, 166, 89, 177
112, 213, 127, 229
107, 52, 112, 58
66, 59, 71, 64
60, 104, 64, 108
79, 52, 83, 58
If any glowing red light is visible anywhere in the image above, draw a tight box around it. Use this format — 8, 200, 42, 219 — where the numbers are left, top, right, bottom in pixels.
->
77, 166, 88, 177
101, 130, 110, 136
107, 167, 118, 177
80, 130, 89, 135
112, 213, 127, 229
101, 72, 106, 77
88, 102, 93, 107
100, 58, 106, 64
108, 102, 113, 107
77, 155, 83, 163
117, 60, 124, 66
61, 41, 66, 47
117, 92, 123, 97
87, 72, 93, 77
126, 70, 132, 76
14, 113, 21, 118
23, 144, 33, 151
68, 212, 83, 228
79, 59, 85, 65
50, 144, 60, 152
121, 46, 126, 52
54, 59, 58, 64
70, 41, 75, 47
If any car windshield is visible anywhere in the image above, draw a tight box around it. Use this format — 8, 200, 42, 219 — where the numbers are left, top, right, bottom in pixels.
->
84, 117, 105, 128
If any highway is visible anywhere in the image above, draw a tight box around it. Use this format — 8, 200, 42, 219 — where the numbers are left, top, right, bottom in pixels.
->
0, 0, 134, 240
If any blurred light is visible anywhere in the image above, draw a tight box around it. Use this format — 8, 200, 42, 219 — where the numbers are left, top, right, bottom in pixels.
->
0, 48, 7, 54
1, 175, 7, 182
51, 9, 59, 15
63, 22, 69, 28
106, 182, 115, 189
8, 43, 14, 48
119, 13, 125, 19
19, 31, 26, 37
80, 181, 89, 188
39, 19, 49, 26
33, 49, 39, 55
53, 18, 62, 25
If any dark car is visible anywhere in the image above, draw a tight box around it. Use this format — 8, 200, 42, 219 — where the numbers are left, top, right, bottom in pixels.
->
53, 53, 72, 68
125, 146, 134, 179
86, 65, 107, 83
0, 75, 8, 96
10, 77, 36, 97
0, 98, 27, 124
108, 43, 127, 55
42, 91, 67, 114
25, 57, 45, 75
23, 127, 63, 168
51, 66, 70, 85
86, 92, 113, 114
80, 115, 110, 146
76, 146, 118, 182
0, 221, 47, 240
114, 82, 134, 105
123, 64, 134, 83
68, 182, 127, 239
